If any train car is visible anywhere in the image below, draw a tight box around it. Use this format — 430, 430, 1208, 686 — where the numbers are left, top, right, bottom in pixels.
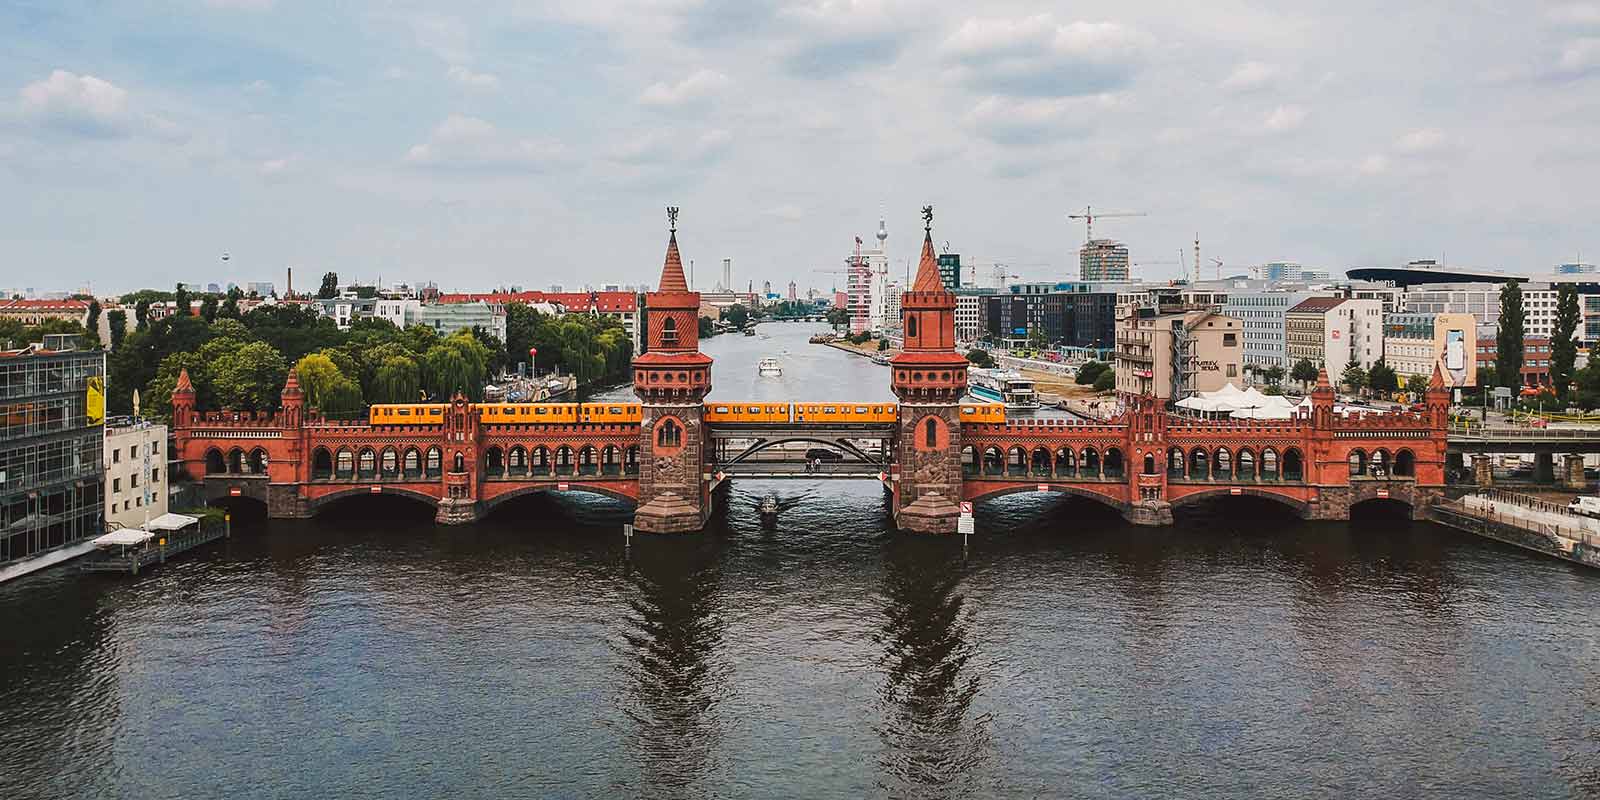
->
579, 403, 643, 424
703, 403, 791, 423
476, 403, 580, 424
958, 403, 1007, 424
369, 404, 447, 425
791, 403, 897, 424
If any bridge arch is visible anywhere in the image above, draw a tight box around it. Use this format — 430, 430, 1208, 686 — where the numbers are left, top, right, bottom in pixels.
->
966, 483, 1127, 512
1169, 487, 1309, 516
478, 483, 639, 515
716, 435, 885, 466
309, 485, 440, 514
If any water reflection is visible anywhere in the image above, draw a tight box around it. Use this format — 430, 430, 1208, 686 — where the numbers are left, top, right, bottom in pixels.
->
611, 533, 729, 797
873, 535, 992, 799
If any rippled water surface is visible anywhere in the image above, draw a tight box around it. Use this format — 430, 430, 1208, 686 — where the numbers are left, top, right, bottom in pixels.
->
2, 323, 1598, 799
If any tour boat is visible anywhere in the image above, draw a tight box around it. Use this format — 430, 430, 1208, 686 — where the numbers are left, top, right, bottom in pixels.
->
758, 357, 783, 377
968, 368, 1040, 411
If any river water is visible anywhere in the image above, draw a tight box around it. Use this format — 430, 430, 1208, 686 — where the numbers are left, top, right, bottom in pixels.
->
2, 323, 1598, 799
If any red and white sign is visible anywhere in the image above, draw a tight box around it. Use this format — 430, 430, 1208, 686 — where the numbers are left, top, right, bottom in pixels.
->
229, 487, 241, 496
959, 501, 974, 515
1377, 489, 1390, 499
370, 486, 382, 494
1331, 330, 1341, 339
558, 482, 570, 491
1037, 484, 1049, 493
1230, 487, 1242, 495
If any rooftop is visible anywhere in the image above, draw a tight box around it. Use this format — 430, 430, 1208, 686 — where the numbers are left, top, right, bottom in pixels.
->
1286, 297, 1347, 314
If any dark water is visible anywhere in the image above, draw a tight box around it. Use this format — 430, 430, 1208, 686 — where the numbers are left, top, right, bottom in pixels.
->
3, 324, 1599, 799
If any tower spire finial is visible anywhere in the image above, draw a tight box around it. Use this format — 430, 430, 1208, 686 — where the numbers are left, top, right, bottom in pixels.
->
667, 205, 679, 233
921, 205, 933, 233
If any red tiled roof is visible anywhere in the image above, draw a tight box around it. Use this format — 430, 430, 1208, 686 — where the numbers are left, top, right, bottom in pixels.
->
1286, 297, 1346, 314
0, 299, 90, 311
437, 291, 638, 312
911, 231, 944, 293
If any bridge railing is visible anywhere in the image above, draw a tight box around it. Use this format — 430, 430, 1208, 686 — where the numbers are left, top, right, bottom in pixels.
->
1449, 423, 1600, 440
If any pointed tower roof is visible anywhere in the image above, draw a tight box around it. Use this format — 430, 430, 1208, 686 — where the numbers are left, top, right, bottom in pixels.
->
281, 367, 302, 398
912, 230, 943, 293
1315, 368, 1331, 391
657, 206, 690, 294
1429, 363, 1446, 390
174, 367, 194, 395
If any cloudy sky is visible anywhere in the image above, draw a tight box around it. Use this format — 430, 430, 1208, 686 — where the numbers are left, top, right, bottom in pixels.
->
4, 0, 1599, 294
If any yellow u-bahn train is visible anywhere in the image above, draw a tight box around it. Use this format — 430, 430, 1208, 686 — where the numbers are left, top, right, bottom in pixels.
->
369, 401, 1006, 426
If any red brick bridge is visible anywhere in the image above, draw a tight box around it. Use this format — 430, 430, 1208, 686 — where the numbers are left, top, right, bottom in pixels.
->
173, 212, 1449, 533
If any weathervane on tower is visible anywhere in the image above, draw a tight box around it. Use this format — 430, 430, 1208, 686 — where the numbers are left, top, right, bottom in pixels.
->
667, 206, 679, 233
921, 205, 933, 232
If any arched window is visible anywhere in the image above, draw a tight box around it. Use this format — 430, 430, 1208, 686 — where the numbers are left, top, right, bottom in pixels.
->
1261, 448, 1279, 481
533, 446, 551, 475
453, 451, 465, 472
907, 314, 918, 338
960, 445, 978, 476
924, 417, 938, 448
1007, 446, 1027, 476
1283, 448, 1304, 481
1348, 449, 1367, 477
507, 446, 527, 476
1103, 448, 1124, 478
358, 448, 377, 479
1080, 447, 1101, 477
657, 418, 682, 447
312, 448, 333, 480
624, 445, 640, 475
380, 448, 398, 478
983, 446, 1003, 475
1394, 449, 1416, 477
1032, 447, 1051, 476
1168, 447, 1186, 478
248, 448, 268, 474
661, 316, 678, 346
227, 448, 244, 474
205, 448, 226, 475
1237, 449, 1256, 480
403, 448, 422, 478
1057, 447, 1076, 476
1143, 453, 1157, 475
336, 449, 355, 478
425, 447, 442, 478
485, 446, 505, 477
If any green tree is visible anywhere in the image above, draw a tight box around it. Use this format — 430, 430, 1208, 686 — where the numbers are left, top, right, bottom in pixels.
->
243, 304, 342, 363
106, 309, 127, 350
1291, 358, 1319, 390
1406, 373, 1429, 396
470, 326, 507, 375
145, 351, 212, 422
723, 304, 749, 329
1261, 365, 1286, 386
318, 272, 339, 299
293, 353, 351, 411
0, 319, 25, 348
119, 289, 175, 305
1551, 284, 1579, 397
199, 296, 218, 323
371, 355, 422, 404
218, 286, 243, 320
174, 283, 191, 317
966, 348, 994, 369
1368, 361, 1398, 395
699, 315, 715, 338
421, 332, 490, 401
1093, 369, 1116, 392
1496, 279, 1525, 390
135, 299, 151, 332
1076, 360, 1107, 385
210, 341, 288, 411
877, 338, 889, 351
83, 300, 103, 348
1573, 361, 1600, 409
353, 285, 379, 299
1341, 362, 1368, 392
825, 307, 849, 330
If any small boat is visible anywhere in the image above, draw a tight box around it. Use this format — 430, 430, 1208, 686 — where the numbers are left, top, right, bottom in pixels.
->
758, 357, 782, 377
743, 327, 757, 336
758, 493, 780, 518
871, 353, 891, 366
968, 368, 1040, 411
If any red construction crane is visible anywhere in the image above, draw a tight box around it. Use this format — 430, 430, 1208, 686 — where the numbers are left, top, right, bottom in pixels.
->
1067, 206, 1148, 243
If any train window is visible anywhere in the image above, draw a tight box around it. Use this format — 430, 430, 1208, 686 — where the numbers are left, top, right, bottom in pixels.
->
610, 407, 623, 413
824, 406, 837, 413
855, 407, 868, 413
749, 406, 761, 413
714, 406, 729, 413
429, 408, 442, 416
536, 407, 547, 415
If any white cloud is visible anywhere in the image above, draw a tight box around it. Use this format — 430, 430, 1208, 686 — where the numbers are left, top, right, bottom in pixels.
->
639, 69, 730, 108
612, 128, 732, 165
966, 93, 1121, 144
1263, 104, 1308, 133
405, 114, 566, 170
1220, 61, 1279, 92
764, 203, 805, 221
1358, 154, 1389, 175
259, 157, 294, 176
1394, 128, 1445, 154
1558, 37, 1600, 72
1548, 3, 1600, 26
941, 15, 1152, 96
14, 70, 183, 141
246, 79, 273, 94
446, 65, 499, 89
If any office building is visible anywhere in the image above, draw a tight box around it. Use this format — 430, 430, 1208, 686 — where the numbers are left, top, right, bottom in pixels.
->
1114, 309, 1243, 401
0, 336, 105, 578
1223, 290, 1334, 372
1079, 239, 1130, 281
1382, 312, 1477, 388
937, 254, 962, 290
953, 289, 994, 343
1284, 297, 1384, 375
1478, 338, 1552, 389
104, 419, 168, 529
1262, 262, 1303, 282
1557, 262, 1596, 275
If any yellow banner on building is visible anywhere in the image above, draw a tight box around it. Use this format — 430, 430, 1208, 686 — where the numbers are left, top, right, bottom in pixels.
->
86, 375, 105, 426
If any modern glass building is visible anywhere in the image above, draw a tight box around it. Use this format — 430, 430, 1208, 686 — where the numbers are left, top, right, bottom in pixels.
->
0, 336, 106, 567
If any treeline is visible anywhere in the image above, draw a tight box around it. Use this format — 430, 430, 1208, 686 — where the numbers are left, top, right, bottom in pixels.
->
504, 304, 632, 389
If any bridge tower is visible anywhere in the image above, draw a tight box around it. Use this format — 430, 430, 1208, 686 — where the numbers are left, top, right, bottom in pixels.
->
632, 208, 714, 533
889, 207, 969, 533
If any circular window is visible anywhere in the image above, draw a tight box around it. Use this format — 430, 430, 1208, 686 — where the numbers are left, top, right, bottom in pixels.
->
649, 372, 659, 383
913, 372, 923, 381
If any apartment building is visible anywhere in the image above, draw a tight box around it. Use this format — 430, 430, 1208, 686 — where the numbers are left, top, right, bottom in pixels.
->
1222, 290, 1334, 372
1114, 308, 1243, 401
1381, 312, 1477, 388
104, 419, 168, 529
1284, 297, 1384, 375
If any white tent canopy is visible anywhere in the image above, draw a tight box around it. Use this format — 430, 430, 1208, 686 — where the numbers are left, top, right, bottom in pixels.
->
94, 529, 153, 547
1177, 384, 1304, 418
143, 513, 199, 532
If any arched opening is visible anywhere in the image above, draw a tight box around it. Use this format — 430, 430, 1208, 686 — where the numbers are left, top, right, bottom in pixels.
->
1168, 447, 1186, 479
1031, 446, 1051, 477
602, 445, 621, 475
336, 448, 355, 479
1143, 452, 1157, 475
579, 446, 598, 476
1189, 448, 1210, 480
1261, 448, 1279, 481
555, 446, 574, 476
1348, 449, 1367, 477
1370, 449, 1389, 478
425, 447, 442, 478
924, 417, 938, 448
657, 419, 682, 448
484, 446, 506, 477
380, 448, 398, 479
227, 448, 244, 474
1007, 446, 1027, 477
508, 445, 528, 476
906, 315, 919, 338
624, 445, 640, 476
1283, 448, 1304, 481
205, 448, 226, 475
1394, 449, 1415, 477
661, 316, 678, 347
453, 451, 465, 472
982, 446, 1003, 476
961, 445, 978, 477
403, 447, 422, 479
357, 448, 377, 479
311, 447, 333, 480
1214, 447, 1232, 480
1080, 447, 1101, 478
1237, 448, 1256, 481
532, 446, 551, 476
248, 448, 268, 474
1056, 447, 1076, 477
1103, 447, 1123, 478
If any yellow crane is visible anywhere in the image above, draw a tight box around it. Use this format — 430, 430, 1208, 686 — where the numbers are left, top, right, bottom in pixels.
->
1067, 206, 1148, 242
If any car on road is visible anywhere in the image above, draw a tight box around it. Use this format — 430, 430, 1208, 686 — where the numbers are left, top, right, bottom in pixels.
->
805, 448, 843, 462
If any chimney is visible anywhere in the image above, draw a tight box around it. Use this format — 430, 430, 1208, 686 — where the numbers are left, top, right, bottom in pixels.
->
286, 266, 293, 299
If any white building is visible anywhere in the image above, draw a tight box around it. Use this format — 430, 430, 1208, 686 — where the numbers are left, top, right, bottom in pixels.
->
953, 290, 993, 343
864, 217, 891, 331
1285, 297, 1385, 376
375, 298, 421, 329
104, 420, 168, 530
1222, 290, 1336, 372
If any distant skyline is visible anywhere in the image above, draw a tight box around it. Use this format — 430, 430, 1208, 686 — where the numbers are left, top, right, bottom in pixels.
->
4, 1, 1599, 293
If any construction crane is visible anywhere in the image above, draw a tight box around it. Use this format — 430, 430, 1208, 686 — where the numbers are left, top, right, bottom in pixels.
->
991, 263, 1021, 288
1211, 257, 1225, 281
1131, 260, 1179, 280
1067, 205, 1148, 243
